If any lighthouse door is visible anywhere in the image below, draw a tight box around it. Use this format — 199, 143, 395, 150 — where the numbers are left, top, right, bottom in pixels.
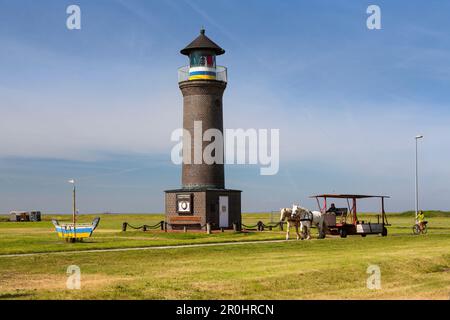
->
219, 196, 229, 228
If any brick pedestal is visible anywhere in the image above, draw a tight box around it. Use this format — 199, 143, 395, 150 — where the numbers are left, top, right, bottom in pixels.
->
165, 189, 241, 230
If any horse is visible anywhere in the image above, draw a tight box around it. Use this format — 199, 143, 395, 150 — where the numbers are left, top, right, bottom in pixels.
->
292, 204, 327, 240
279, 207, 302, 240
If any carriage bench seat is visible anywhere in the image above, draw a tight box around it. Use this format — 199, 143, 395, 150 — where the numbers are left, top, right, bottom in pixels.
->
335, 208, 348, 216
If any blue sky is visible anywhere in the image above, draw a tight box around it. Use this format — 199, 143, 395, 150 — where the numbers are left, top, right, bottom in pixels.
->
1, 0, 449, 213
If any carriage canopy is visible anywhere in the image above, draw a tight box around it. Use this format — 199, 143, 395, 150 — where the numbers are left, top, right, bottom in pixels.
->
310, 194, 390, 233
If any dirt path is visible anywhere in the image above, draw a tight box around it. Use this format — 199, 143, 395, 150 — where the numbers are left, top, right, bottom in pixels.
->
0, 239, 289, 258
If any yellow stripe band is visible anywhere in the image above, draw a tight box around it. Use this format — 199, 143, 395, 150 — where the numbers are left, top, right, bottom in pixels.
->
57, 232, 92, 238
189, 75, 216, 80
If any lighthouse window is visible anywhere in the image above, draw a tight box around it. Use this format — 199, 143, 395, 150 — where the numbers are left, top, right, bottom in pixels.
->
190, 54, 199, 66
190, 52, 215, 67
206, 56, 215, 67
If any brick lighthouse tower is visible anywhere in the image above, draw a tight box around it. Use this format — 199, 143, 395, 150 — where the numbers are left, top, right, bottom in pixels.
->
165, 29, 242, 230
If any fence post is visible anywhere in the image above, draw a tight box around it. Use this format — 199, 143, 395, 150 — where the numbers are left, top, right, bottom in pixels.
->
206, 223, 211, 234
160, 221, 164, 231
122, 222, 127, 232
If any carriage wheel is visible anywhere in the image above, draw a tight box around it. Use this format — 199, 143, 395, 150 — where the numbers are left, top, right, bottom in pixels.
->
412, 225, 420, 235
339, 228, 347, 238
361, 234, 367, 237
381, 227, 388, 237
422, 224, 428, 234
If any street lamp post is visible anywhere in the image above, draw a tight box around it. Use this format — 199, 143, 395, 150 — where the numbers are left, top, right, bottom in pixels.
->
68, 179, 76, 239
415, 135, 423, 222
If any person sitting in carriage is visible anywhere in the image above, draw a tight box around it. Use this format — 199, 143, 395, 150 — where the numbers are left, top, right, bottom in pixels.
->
326, 203, 338, 214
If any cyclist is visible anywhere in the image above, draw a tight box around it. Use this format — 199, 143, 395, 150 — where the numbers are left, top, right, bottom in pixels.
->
417, 210, 425, 232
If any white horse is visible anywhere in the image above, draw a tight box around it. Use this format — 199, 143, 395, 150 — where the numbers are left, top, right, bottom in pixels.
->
292, 204, 327, 240
279, 208, 301, 240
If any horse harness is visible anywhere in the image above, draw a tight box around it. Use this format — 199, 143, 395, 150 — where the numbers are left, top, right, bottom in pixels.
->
294, 208, 314, 222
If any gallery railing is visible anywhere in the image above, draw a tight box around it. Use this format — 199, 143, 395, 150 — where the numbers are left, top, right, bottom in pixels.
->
178, 65, 227, 83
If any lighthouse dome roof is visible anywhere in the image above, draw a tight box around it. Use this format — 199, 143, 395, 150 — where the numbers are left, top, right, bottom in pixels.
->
180, 29, 225, 56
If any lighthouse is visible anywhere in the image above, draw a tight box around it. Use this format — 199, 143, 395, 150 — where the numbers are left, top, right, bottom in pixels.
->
165, 29, 242, 231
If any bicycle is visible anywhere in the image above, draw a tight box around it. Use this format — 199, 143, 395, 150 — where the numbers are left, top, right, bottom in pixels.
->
413, 221, 428, 235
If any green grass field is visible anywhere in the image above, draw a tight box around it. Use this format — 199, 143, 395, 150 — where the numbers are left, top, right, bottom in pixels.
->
0, 212, 449, 300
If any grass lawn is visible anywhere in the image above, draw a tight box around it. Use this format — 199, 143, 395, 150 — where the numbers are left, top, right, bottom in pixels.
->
0, 212, 449, 299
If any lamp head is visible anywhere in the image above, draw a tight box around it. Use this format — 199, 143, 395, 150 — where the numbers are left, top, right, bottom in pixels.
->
415, 135, 424, 139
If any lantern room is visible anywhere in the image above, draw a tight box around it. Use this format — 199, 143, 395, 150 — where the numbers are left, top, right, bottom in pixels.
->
179, 29, 227, 82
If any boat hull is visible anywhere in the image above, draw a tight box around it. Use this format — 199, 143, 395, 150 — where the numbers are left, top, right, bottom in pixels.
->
52, 217, 100, 241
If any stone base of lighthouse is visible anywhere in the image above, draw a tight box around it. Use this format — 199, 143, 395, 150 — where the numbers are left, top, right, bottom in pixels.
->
164, 188, 241, 231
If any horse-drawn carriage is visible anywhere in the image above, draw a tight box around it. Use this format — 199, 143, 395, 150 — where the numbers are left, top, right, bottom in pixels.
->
311, 194, 390, 238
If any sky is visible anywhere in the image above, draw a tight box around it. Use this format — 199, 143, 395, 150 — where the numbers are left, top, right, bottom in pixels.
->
1, 0, 449, 213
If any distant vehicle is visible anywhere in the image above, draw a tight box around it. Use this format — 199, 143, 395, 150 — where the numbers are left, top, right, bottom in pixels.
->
9, 211, 41, 222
